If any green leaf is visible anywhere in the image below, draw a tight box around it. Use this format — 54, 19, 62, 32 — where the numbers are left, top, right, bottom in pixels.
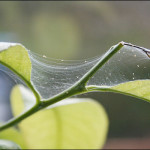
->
87, 80, 150, 103
111, 80, 150, 102
10, 85, 36, 116
0, 127, 27, 148
0, 42, 31, 82
11, 85, 108, 149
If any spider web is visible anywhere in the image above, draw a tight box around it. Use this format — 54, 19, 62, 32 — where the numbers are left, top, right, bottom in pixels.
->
87, 44, 150, 88
29, 51, 100, 100
28, 43, 150, 100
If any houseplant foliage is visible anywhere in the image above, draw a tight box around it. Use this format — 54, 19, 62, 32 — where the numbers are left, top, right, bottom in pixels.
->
0, 42, 150, 149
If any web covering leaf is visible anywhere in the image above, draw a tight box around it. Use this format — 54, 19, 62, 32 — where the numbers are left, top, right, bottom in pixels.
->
87, 44, 150, 88
28, 43, 150, 100
0, 42, 150, 101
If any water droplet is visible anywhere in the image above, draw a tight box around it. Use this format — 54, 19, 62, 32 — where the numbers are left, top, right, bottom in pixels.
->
137, 65, 140, 67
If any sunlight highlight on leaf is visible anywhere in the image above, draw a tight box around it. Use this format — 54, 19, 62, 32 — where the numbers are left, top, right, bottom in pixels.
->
0, 42, 31, 82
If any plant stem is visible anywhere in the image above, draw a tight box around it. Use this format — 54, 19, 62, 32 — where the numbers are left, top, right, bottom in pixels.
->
77, 41, 124, 86
39, 42, 124, 108
0, 41, 124, 132
0, 104, 39, 131
0, 61, 41, 104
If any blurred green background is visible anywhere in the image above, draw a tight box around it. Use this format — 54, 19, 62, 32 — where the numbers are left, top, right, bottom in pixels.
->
0, 1, 150, 145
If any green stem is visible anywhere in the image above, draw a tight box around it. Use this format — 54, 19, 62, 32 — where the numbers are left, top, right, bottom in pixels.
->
0, 104, 39, 131
39, 41, 124, 108
0, 41, 124, 132
0, 61, 41, 104
0, 88, 86, 132
76, 41, 124, 85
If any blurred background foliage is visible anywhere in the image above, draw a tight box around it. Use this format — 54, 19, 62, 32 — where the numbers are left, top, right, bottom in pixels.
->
1, 1, 150, 141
